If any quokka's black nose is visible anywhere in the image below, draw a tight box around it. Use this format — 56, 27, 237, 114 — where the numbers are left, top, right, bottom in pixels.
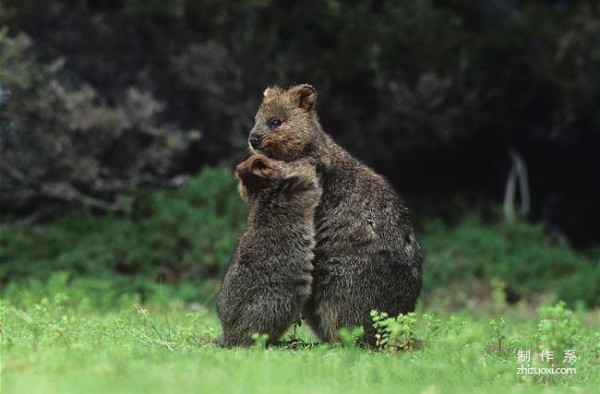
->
249, 135, 261, 149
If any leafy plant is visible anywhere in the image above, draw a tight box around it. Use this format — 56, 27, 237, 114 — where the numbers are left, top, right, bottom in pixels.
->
488, 318, 507, 358
338, 326, 365, 347
534, 301, 583, 357
371, 310, 417, 352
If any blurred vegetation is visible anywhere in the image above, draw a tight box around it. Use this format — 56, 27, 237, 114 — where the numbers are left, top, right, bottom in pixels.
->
0, 167, 247, 303
1, 1, 598, 247
0, 1, 598, 309
1, 167, 597, 306
422, 215, 599, 307
0, 29, 199, 218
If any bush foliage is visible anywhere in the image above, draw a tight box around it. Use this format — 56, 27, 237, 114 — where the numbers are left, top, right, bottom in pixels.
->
0, 167, 247, 302
1, 167, 597, 306
0, 31, 200, 218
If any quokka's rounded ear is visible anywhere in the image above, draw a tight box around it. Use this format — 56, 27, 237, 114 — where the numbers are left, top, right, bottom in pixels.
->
247, 155, 278, 179
263, 86, 280, 100
250, 155, 269, 172
289, 84, 317, 111
235, 155, 275, 193
235, 155, 265, 178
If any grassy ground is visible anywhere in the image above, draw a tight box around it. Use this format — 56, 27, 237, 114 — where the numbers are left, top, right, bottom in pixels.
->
1, 282, 598, 393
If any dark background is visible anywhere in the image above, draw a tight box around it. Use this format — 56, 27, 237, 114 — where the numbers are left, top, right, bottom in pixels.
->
1, 0, 598, 304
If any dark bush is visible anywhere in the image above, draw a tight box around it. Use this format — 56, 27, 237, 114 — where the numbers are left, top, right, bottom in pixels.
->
1, 0, 598, 243
0, 32, 200, 218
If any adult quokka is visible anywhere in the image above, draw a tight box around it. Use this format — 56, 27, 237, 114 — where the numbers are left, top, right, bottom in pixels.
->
247, 84, 422, 345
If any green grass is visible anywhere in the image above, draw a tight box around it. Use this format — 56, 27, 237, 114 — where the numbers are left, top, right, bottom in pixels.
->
1, 282, 598, 393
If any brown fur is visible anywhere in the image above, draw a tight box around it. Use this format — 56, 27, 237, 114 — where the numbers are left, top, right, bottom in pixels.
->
216, 154, 322, 346
248, 84, 423, 345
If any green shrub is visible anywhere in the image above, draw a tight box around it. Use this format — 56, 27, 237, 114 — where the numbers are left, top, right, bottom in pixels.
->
0, 167, 247, 299
420, 214, 599, 306
1, 171, 597, 307
371, 310, 417, 352
534, 301, 583, 357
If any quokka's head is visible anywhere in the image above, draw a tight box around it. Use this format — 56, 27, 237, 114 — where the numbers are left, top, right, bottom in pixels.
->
248, 84, 321, 162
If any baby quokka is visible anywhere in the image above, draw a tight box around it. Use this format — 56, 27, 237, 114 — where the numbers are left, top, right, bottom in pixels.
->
216, 154, 321, 346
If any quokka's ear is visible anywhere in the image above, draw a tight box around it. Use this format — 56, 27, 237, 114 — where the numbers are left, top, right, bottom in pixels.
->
289, 84, 317, 111
239, 154, 277, 180
263, 86, 281, 101
250, 155, 269, 174
236, 156, 274, 193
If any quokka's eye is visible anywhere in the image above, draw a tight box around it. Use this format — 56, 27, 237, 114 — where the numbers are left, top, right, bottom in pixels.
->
268, 118, 282, 129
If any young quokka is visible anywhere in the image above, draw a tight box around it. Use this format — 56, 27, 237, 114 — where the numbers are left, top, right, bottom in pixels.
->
216, 154, 322, 347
